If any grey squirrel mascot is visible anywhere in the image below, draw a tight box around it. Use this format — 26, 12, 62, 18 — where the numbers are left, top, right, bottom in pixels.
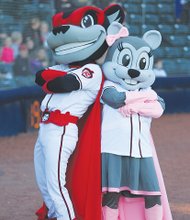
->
101, 22, 173, 220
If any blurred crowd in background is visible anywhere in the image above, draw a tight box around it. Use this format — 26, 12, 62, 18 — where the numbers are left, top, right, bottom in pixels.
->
0, 0, 189, 89
0, 17, 51, 78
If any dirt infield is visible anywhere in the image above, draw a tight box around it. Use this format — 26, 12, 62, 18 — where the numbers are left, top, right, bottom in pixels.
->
0, 113, 189, 220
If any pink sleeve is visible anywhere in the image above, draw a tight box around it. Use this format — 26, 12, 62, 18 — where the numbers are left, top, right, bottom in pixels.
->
119, 100, 163, 118
135, 101, 164, 118
119, 90, 163, 118
125, 90, 157, 104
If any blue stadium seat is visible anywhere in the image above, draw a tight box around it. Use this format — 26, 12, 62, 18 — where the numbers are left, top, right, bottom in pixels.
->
123, 3, 129, 10
163, 59, 180, 75
7, 24, 23, 34
174, 24, 189, 34
160, 15, 175, 24
187, 35, 190, 46
144, 0, 156, 3
22, 4, 38, 15
158, 24, 174, 35
154, 47, 166, 58
142, 24, 158, 33
165, 47, 183, 58
127, 0, 142, 3
0, 63, 13, 74
163, 58, 190, 75
129, 14, 142, 24
176, 59, 190, 75
125, 3, 142, 14
128, 25, 142, 35
168, 35, 187, 46
145, 14, 159, 24
182, 47, 190, 58
157, 3, 174, 14
38, 3, 52, 13
143, 4, 158, 14
0, 14, 14, 24
159, 0, 173, 2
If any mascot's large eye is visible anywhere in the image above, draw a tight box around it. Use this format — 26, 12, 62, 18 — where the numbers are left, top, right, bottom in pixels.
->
81, 14, 95, 28
117, 48, 132, 68
122, 54, 130, 66
137, 52, 150, 70
139, 58, 146, 69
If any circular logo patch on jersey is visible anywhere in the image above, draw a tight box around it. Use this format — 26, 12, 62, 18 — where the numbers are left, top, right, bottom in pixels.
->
82, 68, 94, 79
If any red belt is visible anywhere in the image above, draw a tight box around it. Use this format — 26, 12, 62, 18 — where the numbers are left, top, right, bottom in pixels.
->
41, 109, 78, 126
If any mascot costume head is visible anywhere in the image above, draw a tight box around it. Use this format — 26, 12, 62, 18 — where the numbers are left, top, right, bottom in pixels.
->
35, 5, 125, 220
103, 22, 162, 91
47, 5, 125, 65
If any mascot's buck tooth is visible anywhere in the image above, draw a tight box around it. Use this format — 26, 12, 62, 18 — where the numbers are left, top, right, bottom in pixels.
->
34, 5, 125, 220
101, 22, 173, 220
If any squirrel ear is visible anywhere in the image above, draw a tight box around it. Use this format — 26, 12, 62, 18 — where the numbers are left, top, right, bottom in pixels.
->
104, 4, 125, 24
143, 30, 162, 50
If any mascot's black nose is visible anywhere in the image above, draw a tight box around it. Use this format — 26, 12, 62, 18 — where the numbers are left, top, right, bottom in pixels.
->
52, 26, 70, 35
128, 69, 140, 78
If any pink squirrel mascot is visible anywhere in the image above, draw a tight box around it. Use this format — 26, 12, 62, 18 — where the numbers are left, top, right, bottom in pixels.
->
34, 5, 125, 220
101, 22, 173, 220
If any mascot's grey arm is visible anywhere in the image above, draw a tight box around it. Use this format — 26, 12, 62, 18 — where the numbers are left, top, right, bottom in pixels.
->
102, 87, 126, 109
157, 95, 165, 111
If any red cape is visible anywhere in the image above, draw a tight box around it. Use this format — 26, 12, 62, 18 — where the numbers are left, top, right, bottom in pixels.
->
66, 81, 103, 220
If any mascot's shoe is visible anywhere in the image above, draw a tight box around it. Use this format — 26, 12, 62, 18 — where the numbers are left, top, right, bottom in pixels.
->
145, 204, 163, 220
36, 203, 48, 220
102, 206, 119, 220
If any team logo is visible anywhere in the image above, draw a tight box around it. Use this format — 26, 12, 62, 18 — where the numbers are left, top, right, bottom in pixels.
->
82, 68, 94, 79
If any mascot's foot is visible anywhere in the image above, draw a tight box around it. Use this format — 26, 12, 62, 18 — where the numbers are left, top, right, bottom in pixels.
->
36, 202, 48, 220
102, 206, 119, 220
36, 203, 76, 220
145, 204, 163, 220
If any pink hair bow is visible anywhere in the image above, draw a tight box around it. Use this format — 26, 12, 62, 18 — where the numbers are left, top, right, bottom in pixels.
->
106, 26, 129, 46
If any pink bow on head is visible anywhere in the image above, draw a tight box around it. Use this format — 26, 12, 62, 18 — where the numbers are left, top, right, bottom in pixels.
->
106, 26, 129, 46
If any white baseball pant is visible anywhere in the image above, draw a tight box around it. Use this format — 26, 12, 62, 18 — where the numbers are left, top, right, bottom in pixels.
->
34, 123, 78, 220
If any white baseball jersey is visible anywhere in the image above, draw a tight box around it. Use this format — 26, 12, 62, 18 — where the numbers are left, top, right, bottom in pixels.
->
101, 80, 153, 158
41, 63, 102, 118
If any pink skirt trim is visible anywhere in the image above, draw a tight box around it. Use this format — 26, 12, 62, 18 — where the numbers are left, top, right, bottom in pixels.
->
102, 186, 161, 196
